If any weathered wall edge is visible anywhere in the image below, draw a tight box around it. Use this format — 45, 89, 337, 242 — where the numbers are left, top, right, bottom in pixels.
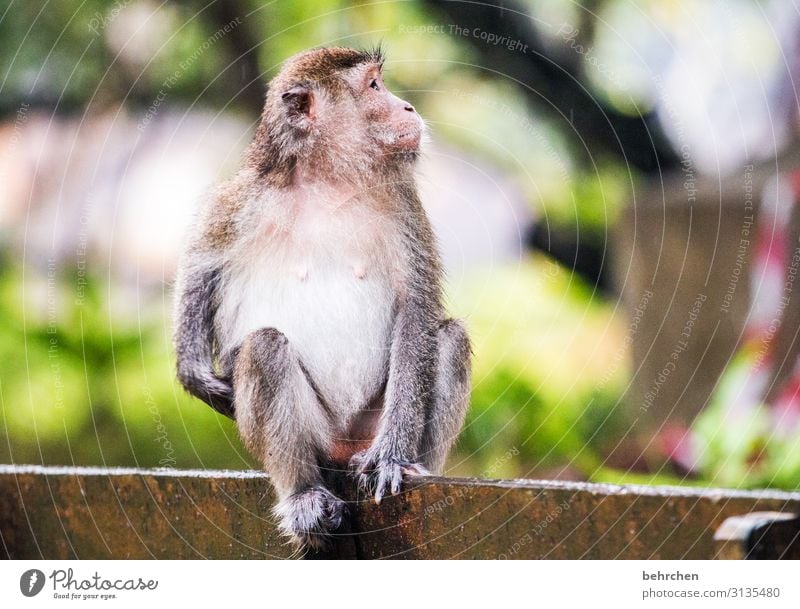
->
2, 465, 799, 559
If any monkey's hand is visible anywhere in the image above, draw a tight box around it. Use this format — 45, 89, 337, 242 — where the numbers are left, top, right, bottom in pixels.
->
349, 448, 430, 505
198, 373, 235, 418
177, 366, 235, 419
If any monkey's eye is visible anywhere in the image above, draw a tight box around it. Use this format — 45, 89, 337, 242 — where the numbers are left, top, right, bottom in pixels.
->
369, 79, 380, 91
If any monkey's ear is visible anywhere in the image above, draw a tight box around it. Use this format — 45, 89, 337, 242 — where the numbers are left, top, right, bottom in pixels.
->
281, 85, 316, 131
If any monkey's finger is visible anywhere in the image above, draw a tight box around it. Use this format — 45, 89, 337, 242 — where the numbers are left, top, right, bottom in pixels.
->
374, 469, 391, 505
390, 466, 403, 495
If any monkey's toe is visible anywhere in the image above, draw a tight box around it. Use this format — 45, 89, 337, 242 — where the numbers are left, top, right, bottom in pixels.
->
273, 486, 347, 551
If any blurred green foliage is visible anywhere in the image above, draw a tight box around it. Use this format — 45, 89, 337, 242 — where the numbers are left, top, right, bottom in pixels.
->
450, 255, 629, 477
0, 262, 255, 470
692, 353, 800, 491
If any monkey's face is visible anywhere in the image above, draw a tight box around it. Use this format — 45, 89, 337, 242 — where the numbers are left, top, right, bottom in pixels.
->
269, 48, 424, 175
348, 64, 423, 155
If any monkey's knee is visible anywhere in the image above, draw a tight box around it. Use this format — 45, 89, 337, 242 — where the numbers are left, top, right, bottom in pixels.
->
420, 319, 472, 473
439, 318, 472, 379
440, 318, 470, 350
233, 327, 293, 408
435, 318, 472, 417
235, 327, 290, 375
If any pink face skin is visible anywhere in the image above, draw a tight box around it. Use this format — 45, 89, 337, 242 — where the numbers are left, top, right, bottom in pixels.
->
351, 64, 423, 153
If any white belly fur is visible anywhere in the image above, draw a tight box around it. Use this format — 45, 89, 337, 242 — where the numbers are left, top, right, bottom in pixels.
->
217, 203, 398, 418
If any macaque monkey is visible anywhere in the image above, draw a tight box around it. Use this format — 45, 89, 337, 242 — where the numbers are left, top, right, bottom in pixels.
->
174, 47, 471, 549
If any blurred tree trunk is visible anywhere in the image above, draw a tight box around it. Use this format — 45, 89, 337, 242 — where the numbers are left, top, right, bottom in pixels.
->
176, 0, 266, 116
424, 0, 679, 174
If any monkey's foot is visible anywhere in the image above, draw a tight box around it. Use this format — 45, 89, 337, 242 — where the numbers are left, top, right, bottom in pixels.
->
272, 486, 347, 551
349, 450, 430, 505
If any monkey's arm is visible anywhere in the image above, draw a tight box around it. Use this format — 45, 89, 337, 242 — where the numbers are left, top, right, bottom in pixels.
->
352, 196, 443, 502
352, 299, 438, 502
174, 261, 235, 419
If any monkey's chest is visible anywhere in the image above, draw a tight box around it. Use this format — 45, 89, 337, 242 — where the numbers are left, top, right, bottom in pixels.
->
220, 230, 398, 414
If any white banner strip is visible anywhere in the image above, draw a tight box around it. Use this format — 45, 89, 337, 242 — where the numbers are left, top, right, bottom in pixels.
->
1, 560, 799, 608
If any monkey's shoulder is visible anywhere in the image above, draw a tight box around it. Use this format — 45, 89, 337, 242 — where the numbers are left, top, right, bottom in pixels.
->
196, 170, 266, 249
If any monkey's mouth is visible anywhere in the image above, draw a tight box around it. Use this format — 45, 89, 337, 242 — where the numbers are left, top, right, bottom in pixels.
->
395, 130, 421, 148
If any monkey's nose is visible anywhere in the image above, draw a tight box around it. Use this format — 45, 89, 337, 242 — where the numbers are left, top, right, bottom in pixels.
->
404, 104, 415, 113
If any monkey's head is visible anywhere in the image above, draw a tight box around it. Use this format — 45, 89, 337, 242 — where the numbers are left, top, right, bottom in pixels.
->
252, 47, 424, 183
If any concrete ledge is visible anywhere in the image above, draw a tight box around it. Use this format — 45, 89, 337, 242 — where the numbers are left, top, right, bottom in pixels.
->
2, 465, 800, 559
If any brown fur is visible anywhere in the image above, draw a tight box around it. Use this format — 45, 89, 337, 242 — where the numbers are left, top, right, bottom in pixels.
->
173, 47, 471, 550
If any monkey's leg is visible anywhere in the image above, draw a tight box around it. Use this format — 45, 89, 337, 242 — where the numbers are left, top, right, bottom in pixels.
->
419, 318, 472, 473
233, 327, 345, 550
